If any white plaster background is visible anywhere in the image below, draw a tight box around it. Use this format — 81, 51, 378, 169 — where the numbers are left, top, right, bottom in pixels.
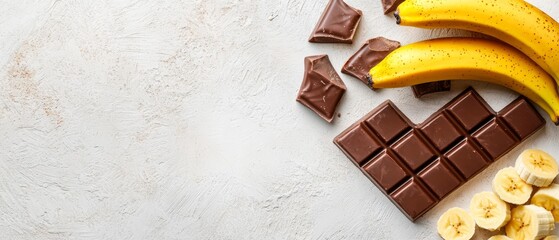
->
0, 0, 558, 239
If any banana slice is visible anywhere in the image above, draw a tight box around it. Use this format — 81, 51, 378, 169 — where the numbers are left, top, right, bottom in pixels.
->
543, 236, 559, 240
531, 183, 559, 222
488, 236, 512, 240
470, 191, 511, 231
493, 167, 533, 205
505, 205, 554, 240
437, 207, 475, 240
515, 149, 558, 187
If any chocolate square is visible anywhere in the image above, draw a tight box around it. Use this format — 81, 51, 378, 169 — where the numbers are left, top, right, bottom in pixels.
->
473, 119, 517, 159
392, 132, 435, 171
364, 151, 409, 192
445, 140, 488, 179
336, 124, 382, 165
365, 102, 411, 143
499, 98, 545, 140
447, 91, 493, 132
418, 159, 462, 199
390, 180, 436, 221
420, 113, 462, 152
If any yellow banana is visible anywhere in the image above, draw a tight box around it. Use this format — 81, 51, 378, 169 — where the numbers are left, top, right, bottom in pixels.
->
395, 0, 559, 86
369, 37, 559, 124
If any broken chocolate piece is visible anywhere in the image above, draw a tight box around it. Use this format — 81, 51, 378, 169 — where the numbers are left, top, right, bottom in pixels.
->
334, 88, 545, 221
412, 81, 452, 98
381, 0, 405, 14
297, 55, 346, 122
309, 0, 362, 44
342, 37, 401, 84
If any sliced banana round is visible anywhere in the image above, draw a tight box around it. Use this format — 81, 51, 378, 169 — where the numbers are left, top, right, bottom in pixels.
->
437, 207, 475, 240
515, 149, 558, 187
543, 236, 559, 240
505, 205, 554, 240
531, 183, 559, 222
469, 191, 511, 231
493, 167, 533, 205
488, 235, 512, 240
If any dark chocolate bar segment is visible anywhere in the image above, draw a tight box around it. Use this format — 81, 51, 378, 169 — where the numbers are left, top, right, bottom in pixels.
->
392, 132, 436, 171
364, 102, 411, 143
390, 179, 436, 219
418, 159, 462, 199
472, 119, 517, 160
445, 140, 489, 179
309, 0, 362, 44
498, 98, 546, 140
336, 125, 381, 165
419, 113, 462, 152
297, 55, 346, 122
333, 87, 545, 221
363, 151, 409, 192
447, 90, 494, 132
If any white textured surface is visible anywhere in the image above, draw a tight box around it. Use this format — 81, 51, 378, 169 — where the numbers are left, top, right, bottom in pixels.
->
0, 0, 558, 239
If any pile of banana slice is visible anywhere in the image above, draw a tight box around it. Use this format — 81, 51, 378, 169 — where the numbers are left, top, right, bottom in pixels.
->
437, 149, 559, 240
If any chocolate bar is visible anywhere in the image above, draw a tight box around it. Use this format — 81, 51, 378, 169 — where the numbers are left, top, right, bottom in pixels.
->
334, 88, 545, 221
297, 55, 346, 122
309, 0, 362, 44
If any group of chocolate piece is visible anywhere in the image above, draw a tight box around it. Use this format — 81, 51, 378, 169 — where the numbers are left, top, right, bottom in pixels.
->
334, 88, 545, 221
297, 0, 450, 123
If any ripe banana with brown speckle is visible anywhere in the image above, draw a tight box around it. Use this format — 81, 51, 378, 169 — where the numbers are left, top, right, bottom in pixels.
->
395, 0, 559, 87
369, 37, 559, 124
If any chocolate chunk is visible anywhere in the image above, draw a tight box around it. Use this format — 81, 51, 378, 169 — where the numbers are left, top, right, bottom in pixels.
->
334, 87, 545, 221
342, 37, 401, 84
381, 0, 405, 14
297, 55, 346, 122
309, 0, 362, 44
412, 81, 452, 98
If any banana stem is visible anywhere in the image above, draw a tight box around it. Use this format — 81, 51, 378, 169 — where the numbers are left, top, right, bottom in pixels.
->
394, 11, 401, 24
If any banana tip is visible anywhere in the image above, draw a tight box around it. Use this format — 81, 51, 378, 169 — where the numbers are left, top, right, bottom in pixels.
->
394, 11, 401, 24
366, 75, 375, 90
